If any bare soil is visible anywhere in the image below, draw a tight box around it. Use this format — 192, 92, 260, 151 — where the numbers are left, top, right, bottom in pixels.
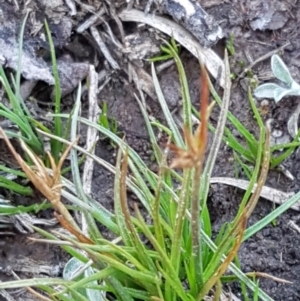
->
1, 1, 300, 301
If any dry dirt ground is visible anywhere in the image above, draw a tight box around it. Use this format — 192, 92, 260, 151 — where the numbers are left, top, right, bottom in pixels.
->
1, 1, 300, 300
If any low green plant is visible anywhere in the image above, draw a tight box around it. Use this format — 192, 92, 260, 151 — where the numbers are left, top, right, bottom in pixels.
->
0, 32, 299, 301
0, 14, 70, 199
0, 43, 289, 301
98, 101, 119, 147
254, 54, 300, 102
226, 33, 236, 56
149, 37, 180, 62
0, 14, 65, 164
150, 38, 298, 172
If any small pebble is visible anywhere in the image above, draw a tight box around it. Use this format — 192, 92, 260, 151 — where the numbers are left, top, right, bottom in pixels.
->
260, 99, 269, 106
271, 129, 283, 138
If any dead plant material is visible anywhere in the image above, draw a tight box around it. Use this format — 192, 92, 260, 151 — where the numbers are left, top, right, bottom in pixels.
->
245, 272, 292, 284
54, 212, 94, 244
168, 65, 214, 169
198, 212, 247, 301
0, 128, 80, 231
244, 126, 270, 219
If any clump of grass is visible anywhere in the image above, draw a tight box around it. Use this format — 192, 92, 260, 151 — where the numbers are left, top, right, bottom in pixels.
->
0, 33, 298, 301
0, 15, 70, 203
0, 15, 64, 164
151, 39, 298, 177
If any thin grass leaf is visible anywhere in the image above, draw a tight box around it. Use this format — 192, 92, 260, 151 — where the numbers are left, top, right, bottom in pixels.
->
244, 189, 300, 241
164, 41, 192, 131
75, 245, 159, 286
235, 93, 266, 216
120, 149, 158, 273
223, 127, 254, 161
199, 50, 231, 209
270, 129, 300, 168
170, 170, 190, 275
44, 20, 62, 162
151, 63, 183, 147
151, 148, 168, 252
156, 262, 191, 301
134, 204, 187, 300
271, 54, 293, 85
209, 77, 258, 155
114, 145, 132, 246
0, 176, 32, 195
15, 11, 29, 99
198, 213, 246, 301
233, 152, 253, 180
149, 54, 173, 62
69, 84, 102, 242
66, 267, 115, 292
0, 278, 73, 290
0, 202, 51, 215
134, 93, 162, 163
234, 256, 250, 301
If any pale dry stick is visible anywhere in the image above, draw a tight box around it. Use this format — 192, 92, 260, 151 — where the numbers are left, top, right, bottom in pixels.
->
0, 288, 16, 301
90, 26, 120, 70
128, 64, 157, 100
248, 272, 292, 284
288, 220, 300, 234
144, 0, 154, 14
64, 0, 77, 16
11, 270, 52, 301
12, 0, 19, 10
221, 289, 242, 301
128, 62, 148, 108
287, 101, 300, 138
36, 129, 117, 175
118, 9, 225, 87
210, 177, 298, 210
237, 42, 291, 80
76, 7, 105, 33
199, 50, 231, 210
156, 59, 175, 74
82, 65, 100, 236
102, 21, 124, 49
9, 213, 57, 234
104, 0, 125, 43
72, 0, 96, 13
97, 75, 111, 94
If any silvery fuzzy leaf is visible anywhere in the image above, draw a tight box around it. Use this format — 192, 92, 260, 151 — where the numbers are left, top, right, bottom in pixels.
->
273, 87, 298, 102
287, 102, 300, 139
291, 80, 300, 91
254, 83, 281, 98
63, 257, 105, 301
271, 54, 294, 86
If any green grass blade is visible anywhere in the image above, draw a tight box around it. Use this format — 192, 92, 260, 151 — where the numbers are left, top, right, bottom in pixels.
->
44, 20, 62, 162
151, 63, 183, 147
0, 176, 32, 195
244, 190, 300, 241
165, 42, 192, 131
209, 77, 258, 157
200, 50, 231, 209
114, 146, 132, 246
15, 11, 29, 102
